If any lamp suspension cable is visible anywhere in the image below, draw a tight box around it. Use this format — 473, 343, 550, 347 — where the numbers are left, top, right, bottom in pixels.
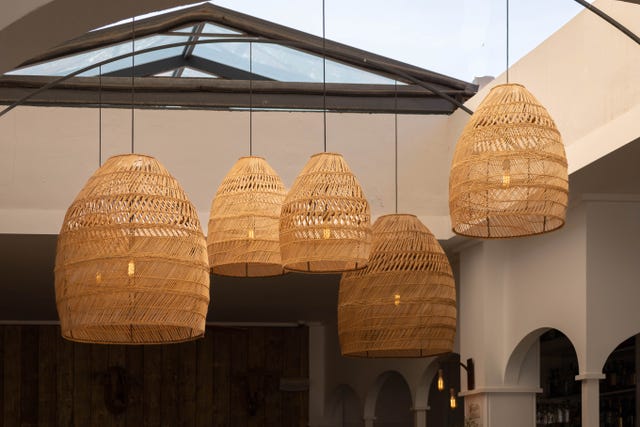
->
394, 80, 398, 215
249, 41, 253, 156
506, 0, 510, 83
98, 64, 102, 167
322, 0, 327, 153
131, 17, 135, 154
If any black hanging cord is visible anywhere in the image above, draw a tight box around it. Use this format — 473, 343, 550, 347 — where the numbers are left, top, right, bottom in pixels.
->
322, 0, 327, 153
394, 80, 398, 214
98, 65, 103, 167
131, 17, 135, 154
249, 42, 253, 156
506, 0, 510, 83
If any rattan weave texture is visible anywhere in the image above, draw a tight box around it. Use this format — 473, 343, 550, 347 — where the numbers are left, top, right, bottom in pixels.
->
338, 214, 456, 357
55, 154, 210, 344
280, 152, 372, 273
449, 83, 569, 238
207, 156, 286, 277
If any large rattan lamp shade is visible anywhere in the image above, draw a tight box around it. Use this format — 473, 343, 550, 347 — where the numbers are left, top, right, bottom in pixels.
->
55, 154, 210, 344
338, 214, 456, 357
280, 152, 372, 273
449, 83, 569, 238
208, 156, 286, 277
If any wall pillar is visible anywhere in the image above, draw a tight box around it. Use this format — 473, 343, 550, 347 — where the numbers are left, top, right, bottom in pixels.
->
308, 322, 326, 427
363, 415, 375, 427
576, 373, 605, 427
412, 405, 427, 427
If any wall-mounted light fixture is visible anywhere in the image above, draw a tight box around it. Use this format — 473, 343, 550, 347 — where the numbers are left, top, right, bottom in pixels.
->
437, 369, 445, 392
460, 358, 475, 391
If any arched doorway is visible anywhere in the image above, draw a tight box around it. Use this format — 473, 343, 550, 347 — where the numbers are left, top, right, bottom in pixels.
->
537, 329, 581, 426
373, 372, 413, 427
328, 385, 364, 427
600, 333, 638, 426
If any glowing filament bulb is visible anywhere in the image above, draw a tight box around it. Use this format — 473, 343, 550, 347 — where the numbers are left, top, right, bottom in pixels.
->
501, 158, 511, 188
323, 228, 331, 239
128, 260, 135, 277
449, 388, 457, 409
248, 228, 255, 239
394, 294, 401, 306
95, 272, 102, 284
437, 369, 444, 391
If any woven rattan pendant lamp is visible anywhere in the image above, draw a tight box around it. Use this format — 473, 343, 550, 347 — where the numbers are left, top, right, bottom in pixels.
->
279, 1, 371, 273
55, 154, 210, 344
338, 85, 456, 357
54, 21, 210, 344
207, 44, 287, 277
449, 1, 568, 238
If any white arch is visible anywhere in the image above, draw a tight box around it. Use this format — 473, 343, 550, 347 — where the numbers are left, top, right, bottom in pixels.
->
363, 370, 414, 421
504, 327, 579, 385
414, 357, 444, 410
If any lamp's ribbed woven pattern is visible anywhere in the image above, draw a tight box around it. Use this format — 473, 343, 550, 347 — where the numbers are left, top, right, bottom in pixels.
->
338, 214, 456, 357
449, 83, 569, 238
207, 156, 286, 277
280, 152, 372, 273
55, 154, 210, 344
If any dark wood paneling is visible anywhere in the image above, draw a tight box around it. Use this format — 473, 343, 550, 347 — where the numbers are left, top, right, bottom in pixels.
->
0, 325, 308, 426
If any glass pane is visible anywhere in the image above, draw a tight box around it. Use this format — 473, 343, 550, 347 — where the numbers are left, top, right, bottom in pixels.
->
193, 42, 250, 72
8, 34, 189, 77
201, 22, 242, 35
181, 67, 218, 78
154, 70, 176, 77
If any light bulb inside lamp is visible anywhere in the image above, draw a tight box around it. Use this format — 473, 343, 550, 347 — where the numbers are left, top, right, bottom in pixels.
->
128, 260, 135, 277
501, 158, 511, 188
248, 228, 255, 239
394, 294, 401, 306
323, 228, 331, 239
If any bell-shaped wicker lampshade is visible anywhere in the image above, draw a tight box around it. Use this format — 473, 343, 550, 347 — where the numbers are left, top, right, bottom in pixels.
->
449, 83, 569, 238
338, 214, 456, 357
55, 154, 210, 344
207, 156, 286, 277
280, 152, 372, 273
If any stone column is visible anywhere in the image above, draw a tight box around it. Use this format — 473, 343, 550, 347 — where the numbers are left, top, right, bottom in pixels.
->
576, 373, 605, 427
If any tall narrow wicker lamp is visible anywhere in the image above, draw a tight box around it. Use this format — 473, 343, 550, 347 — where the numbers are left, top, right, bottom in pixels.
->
338, 214, 456, 357
208, 156, 286, 277
55, 154, 210, 344
280, 152, 372, 273
449, 84, 568, 238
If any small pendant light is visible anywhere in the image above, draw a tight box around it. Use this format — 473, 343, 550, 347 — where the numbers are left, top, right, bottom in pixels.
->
279, 0, 371, 273
449, 0, 568, 238
207, 43, 287, 277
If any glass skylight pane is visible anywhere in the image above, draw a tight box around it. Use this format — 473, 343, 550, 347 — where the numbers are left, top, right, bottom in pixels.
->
155, 70, 176, 77
181, 67, 218, 78
9, 34, 189, 77
193, 42, 250, 72
202, 22, 242, 34
325, 60, 397, 84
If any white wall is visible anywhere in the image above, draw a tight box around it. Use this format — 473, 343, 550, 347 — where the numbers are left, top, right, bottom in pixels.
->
0, 107, 454, 238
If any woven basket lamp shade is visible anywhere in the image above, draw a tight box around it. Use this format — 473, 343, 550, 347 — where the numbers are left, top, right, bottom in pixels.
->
55, 154, 210, 344
338, 214, 456, 357
280, 152, 372, 273
449, 83, 569, 238
207, 156, 286, 277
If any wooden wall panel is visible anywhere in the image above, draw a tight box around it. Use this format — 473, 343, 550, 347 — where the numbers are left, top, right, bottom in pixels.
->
0, 325, 308, 426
